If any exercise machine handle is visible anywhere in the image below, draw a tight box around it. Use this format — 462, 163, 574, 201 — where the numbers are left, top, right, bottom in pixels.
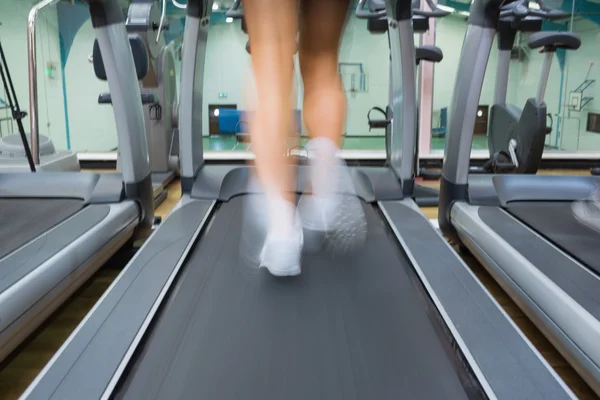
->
355, 0, 386, 19
414, 0, 450, 18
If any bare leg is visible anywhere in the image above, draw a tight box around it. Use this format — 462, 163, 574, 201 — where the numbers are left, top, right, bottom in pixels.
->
244, 0, 303, 275
245, 0, 298, 207
299, 0, 349, 146
297, 0, 366, 254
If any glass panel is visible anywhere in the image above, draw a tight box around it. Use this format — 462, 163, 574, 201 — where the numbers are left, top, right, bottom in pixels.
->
338, 15, 389, 151
432, 6, 600, 156
58, 1, 117, 153
557, 16, 600, 152
202, 13, 390, 153
0, 2, 67, 152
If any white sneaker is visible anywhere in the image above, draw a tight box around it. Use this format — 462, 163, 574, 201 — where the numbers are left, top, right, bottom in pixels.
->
260, 215, 303, 276
299, 138, 367, 253
572, 191, 600, 233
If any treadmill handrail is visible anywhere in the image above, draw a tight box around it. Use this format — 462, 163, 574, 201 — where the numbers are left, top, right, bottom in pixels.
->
28, 0, 60, 166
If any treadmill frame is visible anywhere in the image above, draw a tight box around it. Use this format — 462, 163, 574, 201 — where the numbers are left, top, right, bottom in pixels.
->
438, 0, 600, 394
22, 0, 575, 399
0, 0, 156, 365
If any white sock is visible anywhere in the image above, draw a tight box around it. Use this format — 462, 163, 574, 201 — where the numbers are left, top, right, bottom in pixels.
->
306, 137, 340, 198
266, 194, 296, 236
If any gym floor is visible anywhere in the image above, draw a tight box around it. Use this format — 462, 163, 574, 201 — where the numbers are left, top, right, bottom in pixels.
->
0, 170, 598, 399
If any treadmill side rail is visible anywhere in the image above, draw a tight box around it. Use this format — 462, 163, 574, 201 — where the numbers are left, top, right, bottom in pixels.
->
0, 202, 138, 363
379, 200, 576, 400
20, 199, 215, 400
451, 202, 600, 395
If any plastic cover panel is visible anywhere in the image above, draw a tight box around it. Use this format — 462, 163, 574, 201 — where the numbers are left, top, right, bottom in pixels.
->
0, 173, 101, 200
191, 165, 404, 202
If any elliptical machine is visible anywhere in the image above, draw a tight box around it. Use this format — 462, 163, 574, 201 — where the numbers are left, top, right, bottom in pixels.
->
482, 0, 578, 174
362, 0, 448, 207
94, 0, 179, 207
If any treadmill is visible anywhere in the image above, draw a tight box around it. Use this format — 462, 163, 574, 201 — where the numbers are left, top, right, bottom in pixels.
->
21, 1, 574, 399
0, 1, 155, 364
361, 0, 448, 207
95, 0, 179, 208
438, 0, 600, 396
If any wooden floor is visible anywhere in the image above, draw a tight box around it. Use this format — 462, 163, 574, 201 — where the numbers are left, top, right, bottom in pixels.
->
0, 171, 598, 399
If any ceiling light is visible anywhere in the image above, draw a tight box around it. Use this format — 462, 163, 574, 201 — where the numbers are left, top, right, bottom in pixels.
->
212, 3, 219, 10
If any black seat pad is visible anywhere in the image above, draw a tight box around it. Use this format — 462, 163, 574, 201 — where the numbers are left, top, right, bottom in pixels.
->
528, 31, 581, 50
416, 45, 443, 64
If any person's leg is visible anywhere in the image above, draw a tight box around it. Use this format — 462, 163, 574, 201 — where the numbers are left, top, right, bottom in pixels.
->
297, 0, 367, 253
299, 0, 349, 147
299, 0, 349, 211
244, 0, 302, 275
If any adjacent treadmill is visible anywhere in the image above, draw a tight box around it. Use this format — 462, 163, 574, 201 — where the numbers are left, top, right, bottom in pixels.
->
438, 0, 600, 395
21, 1, 574, 399
0, 1, 155, 364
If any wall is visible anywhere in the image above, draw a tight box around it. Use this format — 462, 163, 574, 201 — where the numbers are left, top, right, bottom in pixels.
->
64, 19, 118, 152
0, 2, 65, 148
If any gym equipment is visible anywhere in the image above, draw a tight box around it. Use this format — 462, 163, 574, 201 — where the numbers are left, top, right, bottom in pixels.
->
363, 0, 448, 207
0, 0, 154, 365
367, 46, 443, 206
438, 0, 600, 395
0, 40, 36, 172
0, 0, 79, 172
94, 0, 178, 207
485, 0, 580, 174
22, 1, 574, 399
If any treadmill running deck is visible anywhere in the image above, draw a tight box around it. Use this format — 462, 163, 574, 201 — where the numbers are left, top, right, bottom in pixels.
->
115, 197, 476, 400
0, 199, 84, 260
506, 202, 600, 275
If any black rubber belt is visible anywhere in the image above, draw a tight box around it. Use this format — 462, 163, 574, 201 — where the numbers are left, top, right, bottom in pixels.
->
115, 197, 470, 400
506, 201, 600, 275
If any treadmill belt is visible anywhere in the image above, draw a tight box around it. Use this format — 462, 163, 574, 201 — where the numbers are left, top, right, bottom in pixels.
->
0, 198, 84, 260
506, 201, 600, 275
115, 197, 472, 400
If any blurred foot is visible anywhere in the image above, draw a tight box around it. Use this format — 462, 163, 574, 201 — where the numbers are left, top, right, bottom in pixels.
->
572, 190, 600, 233
259, 195, 303, 276
299, 137, 367, 253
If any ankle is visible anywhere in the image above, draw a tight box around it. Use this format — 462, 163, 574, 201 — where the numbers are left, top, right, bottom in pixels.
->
267, 194, 297, 236
307, 137, 341, 197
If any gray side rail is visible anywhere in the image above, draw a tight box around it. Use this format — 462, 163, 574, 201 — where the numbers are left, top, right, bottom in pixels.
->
379, 200, 575, 400
20, 199, 214, 400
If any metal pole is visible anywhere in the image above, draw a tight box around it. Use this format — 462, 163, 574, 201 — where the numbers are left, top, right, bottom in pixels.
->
27, 0, 59, 166
536, 51, 553, 104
